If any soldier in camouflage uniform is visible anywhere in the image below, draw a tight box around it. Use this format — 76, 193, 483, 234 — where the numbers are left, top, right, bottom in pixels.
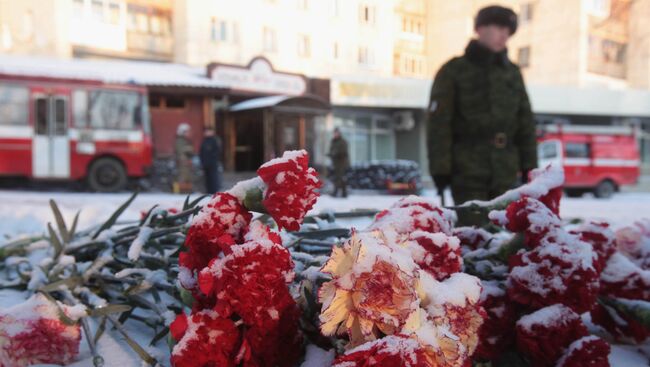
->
427, 6, 538, 206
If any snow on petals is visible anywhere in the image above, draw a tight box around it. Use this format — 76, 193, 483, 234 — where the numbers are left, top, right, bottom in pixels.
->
331, 335, 434, 367
369, 196, 455, 236
256, 149, 322, 231
0, 293, 81, 367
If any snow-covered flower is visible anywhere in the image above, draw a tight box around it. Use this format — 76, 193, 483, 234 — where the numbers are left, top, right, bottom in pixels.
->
515, 304, 589, 367
555, 336, 611, 367
570, 221, 616, 273
407, 231, 462, 281
369, 196, 455, 236
599, 253, 650, 301
331, 335, 434, 367
490, 197, 561, 248
197, 222, 295, 329
179, 192, 252, 273
256, 149, 321, 231
319, 230, 420, 345
528, 166, 563, 215
0, 293, 82, 367
170, 310, 242, 367
590, 302, 650, 343
507, 228, 599, 313
474, 281, 517, 361
410, 272, 485, 367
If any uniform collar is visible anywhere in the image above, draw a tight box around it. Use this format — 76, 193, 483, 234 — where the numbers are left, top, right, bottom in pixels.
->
464, 40, 510, 67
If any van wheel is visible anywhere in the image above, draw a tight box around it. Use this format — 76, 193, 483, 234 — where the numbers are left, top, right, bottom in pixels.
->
88, 158, 127, 192
565, 189, 584, 198
594, 180, 616, 199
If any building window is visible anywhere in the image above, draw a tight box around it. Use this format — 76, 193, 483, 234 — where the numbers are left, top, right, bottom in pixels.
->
298, 34, 311, 57
588, 0, 611, 17
519, 2, 534, 25
263, 27, 277, 52
91, 0, 104, 21
358, 46, 374, 66
297, 0, 309, 11
359, 4, 376, 25
211, 18, 238, 43
73, 0, 85, 19
108, 1, 120, 25
518, 46, 531, 68
333, 42, 340, 59
330, 0, 340, 17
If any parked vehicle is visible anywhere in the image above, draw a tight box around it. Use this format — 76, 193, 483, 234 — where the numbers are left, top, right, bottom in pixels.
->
0, 75, 152, 191
537, 124, 640, 198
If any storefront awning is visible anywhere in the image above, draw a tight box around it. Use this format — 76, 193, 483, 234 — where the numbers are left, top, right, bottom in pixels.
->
229, 95, 330, 114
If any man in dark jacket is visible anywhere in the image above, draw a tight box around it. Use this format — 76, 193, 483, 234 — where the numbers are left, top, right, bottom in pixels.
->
329, 128, 350, 198
199, 127, 223, 194
427, 5, 538, 205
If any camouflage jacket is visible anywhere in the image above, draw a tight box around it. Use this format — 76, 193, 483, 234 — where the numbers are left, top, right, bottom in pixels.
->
427, 40, 538, 190
329, 136, 350, 169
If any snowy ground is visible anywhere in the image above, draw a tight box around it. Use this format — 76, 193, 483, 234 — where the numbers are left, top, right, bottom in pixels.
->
1, 188, 649, 366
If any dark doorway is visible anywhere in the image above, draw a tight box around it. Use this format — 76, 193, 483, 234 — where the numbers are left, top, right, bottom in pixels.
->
234, 117, 263, 171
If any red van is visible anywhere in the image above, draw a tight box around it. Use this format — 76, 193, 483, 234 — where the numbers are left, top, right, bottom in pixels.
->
537, 125, 640, 198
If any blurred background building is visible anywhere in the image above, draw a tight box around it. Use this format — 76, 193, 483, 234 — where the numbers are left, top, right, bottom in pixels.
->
0, 0, 649, 178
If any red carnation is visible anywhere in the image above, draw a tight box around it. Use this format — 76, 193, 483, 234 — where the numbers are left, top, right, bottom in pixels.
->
170, 310, 243, 367
241, 303, 303, 367
508, 229, 599, 313
570, 222, 616, 273
0, 294, 82, 367
198, 238, 295, 329
600, 253, 650, 301
516, 304, 589, 367
180, 192, 252, 272
474, 281, 518, 361
528, 165, 564, 215
556, 336, 611, 367
408, 231, 462, 280
370, 196, 455, 236
256, 150, 321, 231
493, 197, 561, 248
332, 335, 433, 367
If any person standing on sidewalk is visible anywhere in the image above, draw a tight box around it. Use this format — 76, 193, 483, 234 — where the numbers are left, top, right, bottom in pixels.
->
329, 128, 350, 198
174, 123, 194, 193
427, 5, 538, 205
199, 127, 223, 194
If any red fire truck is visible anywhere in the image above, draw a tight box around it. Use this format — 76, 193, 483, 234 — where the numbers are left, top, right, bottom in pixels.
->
0, 75, 152, 191
537, 124, 640, 198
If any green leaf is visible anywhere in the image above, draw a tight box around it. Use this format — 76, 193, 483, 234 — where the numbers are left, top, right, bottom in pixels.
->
139, 205, 159, 226
149, 327, 169, 346
495, 232, 525, 263
107, 316, 157, 365
187, 194, 210, 209
48, 223, 63, 259
92, 192, 138, 240
90, 304, 133, 317
40, 276, 83, 292
49, 199, 70, 243
39, 291, 78, 326
182, 195, 191, 211
69, 211, 80, 240
94, 317, 107, 344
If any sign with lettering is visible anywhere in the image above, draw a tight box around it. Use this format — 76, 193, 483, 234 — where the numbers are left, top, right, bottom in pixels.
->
208, 57, 307, 96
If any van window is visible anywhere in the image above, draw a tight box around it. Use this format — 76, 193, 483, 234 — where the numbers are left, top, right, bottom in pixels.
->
0, 84, 29, 126
73, 90, 88, 128
88, 90, 141, 130
565, 142, 590, 158
539, 140, 558, 159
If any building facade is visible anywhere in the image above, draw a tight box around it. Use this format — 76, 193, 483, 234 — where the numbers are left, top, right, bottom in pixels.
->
2, 0, 650, 176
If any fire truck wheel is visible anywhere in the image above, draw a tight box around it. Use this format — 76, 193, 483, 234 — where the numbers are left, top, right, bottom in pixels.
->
594, 180, 616, 199
88, 158, 127, 192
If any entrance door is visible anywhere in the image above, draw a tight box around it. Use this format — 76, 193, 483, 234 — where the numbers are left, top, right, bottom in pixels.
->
32, 94, 70, 178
